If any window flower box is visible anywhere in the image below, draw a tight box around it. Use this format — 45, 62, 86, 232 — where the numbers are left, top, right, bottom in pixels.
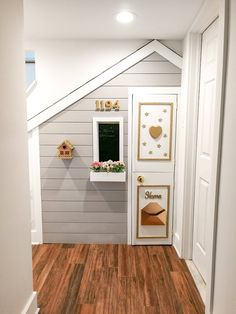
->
89, 160, 126, 182
90, 171, 126, 182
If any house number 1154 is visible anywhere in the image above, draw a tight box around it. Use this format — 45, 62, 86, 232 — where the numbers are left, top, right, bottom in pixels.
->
95, 100, 120, 111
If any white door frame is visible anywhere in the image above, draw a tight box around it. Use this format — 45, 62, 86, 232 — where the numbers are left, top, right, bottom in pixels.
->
128, 87, 181, 245
28, 127, 43, 244
177, 0, 228, 313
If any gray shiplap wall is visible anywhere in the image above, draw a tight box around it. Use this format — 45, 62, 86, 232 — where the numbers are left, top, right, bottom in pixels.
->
39, 52, 181, 243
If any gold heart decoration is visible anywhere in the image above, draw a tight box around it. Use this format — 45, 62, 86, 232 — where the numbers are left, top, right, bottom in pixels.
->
149, 126, 162, 139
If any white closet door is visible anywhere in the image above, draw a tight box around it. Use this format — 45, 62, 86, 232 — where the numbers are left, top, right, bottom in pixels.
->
193, 19, 219, 281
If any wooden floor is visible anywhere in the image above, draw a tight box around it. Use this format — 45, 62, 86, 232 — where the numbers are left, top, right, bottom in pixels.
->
32, 244, 204, 314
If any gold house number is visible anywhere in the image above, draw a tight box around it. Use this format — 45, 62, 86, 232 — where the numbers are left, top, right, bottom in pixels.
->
95, 100, 120, 111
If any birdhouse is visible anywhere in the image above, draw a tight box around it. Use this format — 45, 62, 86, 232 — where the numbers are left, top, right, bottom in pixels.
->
57, 140, 74, 159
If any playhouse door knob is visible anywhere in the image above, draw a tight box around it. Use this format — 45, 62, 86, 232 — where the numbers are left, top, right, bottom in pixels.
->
137, 175, 144, 184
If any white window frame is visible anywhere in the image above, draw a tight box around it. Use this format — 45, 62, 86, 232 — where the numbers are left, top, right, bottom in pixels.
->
92, 117, 124, 162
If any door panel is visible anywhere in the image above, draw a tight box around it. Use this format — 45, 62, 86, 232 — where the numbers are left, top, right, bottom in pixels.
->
130, 91, 178, 245
132, 94, 177, 173
132, 172, 174, 244
193, 19, 219, 281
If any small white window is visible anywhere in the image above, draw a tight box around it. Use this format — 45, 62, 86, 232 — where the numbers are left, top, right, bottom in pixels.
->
93, 117, 124, 162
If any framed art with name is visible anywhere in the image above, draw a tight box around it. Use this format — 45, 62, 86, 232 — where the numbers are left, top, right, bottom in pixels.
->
137, 185, 170, 238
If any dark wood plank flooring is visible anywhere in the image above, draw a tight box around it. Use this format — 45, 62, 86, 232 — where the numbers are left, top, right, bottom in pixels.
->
32, 244, 204, 314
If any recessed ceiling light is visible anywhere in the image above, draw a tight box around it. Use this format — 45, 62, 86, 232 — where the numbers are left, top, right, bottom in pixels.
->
116, 11, 135, 24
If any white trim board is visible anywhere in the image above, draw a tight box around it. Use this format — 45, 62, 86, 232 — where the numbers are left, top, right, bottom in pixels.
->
21, 291, 38, 314
27, 40, 182, 131
28, 127, 43, 244
185, 260, 206, 303
188, 0, 219, 33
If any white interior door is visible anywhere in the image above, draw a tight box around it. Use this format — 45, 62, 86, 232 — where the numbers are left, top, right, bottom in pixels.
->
192, 19, 219, 281
129, 88, 179, 245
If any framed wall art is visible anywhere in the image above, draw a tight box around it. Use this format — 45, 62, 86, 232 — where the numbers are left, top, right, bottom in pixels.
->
138, 103, 173, 160
137, 185, 170, 238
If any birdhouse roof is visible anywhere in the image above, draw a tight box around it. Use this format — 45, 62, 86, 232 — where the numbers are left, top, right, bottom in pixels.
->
57, 140, 74, 150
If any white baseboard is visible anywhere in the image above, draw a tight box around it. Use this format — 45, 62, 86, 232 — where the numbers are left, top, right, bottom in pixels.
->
21, 291, 38, 314
185, 260, 206, 304
173, 232, 181, 257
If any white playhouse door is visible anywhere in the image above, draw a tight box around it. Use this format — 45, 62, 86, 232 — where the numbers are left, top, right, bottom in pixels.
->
130, 91, 178, 245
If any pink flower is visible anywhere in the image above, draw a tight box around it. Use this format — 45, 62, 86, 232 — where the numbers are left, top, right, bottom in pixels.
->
90, 160, 126, 173
91, 161, 102, 169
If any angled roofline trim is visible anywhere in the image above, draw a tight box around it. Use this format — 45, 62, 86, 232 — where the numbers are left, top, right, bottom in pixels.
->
27, 39, 182, 131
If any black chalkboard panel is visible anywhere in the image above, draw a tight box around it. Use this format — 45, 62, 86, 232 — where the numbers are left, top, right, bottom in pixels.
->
98, 123, 119, 161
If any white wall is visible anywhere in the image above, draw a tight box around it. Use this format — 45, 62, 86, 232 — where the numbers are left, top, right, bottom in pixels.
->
26, 39, 146, 119
25, 39, 182, 120
213, 0, 236, 312
0, 0, 37, 313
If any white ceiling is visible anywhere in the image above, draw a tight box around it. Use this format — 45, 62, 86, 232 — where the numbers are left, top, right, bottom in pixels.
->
24, 0, 205, 40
